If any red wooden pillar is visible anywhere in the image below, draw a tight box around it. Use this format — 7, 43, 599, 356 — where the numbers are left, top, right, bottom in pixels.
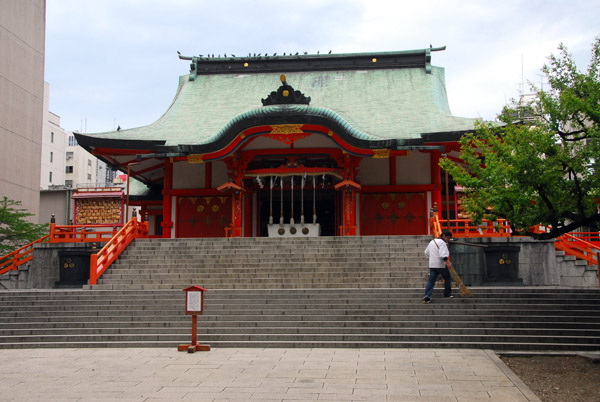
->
233, 192, 242, 232
221, 155, 248, 237
204, 162, 212, 189
389, 154, 397, 186
345, 188, 357, 235
162, 158, 173, 238
334, 179, 361, 236
430, 150, 442, 215
217, 181, 244, 237
243, 191, 252, 237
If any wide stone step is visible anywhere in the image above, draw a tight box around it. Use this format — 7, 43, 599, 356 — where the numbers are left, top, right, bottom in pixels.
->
0, 333, 597, 351
0, 288, 598, 350
1, 317, 598, 329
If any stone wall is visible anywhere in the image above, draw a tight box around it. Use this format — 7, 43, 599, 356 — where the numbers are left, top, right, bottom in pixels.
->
449, 237, 598, 287
0, 243, 95, 290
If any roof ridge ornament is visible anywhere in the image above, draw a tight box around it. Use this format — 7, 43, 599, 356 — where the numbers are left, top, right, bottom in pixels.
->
261, 75, 311, 106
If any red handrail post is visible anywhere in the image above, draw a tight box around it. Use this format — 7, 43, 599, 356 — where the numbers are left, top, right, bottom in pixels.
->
49, 222, 56, 243
89, 253, 98, 285
597, 252, 600, 288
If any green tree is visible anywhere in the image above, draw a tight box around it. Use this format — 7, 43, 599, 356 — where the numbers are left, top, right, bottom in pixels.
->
0, 196, 49, 254
440, 38, 600, 239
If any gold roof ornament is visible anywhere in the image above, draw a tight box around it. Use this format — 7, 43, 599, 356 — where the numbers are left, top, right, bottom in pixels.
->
372, 149, 390, 159
187, 154, 204, 163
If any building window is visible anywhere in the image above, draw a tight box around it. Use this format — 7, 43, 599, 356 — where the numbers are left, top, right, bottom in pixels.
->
87, 173, 92, 181
65, 180, 73, 188
50, 152, 53, 163
68, 136, 77, 146
66, 151, 73, 160
87, 159, 92, 166
49, 172, 52, 183
65, 166, 73, 173
51, 132, 54, 143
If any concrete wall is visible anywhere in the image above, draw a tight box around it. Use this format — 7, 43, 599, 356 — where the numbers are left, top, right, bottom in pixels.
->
0, 0, 46, 218
39, 189, 75, 224
40, 82, 67, 190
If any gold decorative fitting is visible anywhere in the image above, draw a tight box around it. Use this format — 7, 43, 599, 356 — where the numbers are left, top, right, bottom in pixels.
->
187, 154, 204, 163
243, 62, 249, 67
372, 149, 390, 159
270, 124, 304, 135
327, 130, 334, 137
282, 90, 289, 97
240, 133, 246, 138
372, 58, 377, 63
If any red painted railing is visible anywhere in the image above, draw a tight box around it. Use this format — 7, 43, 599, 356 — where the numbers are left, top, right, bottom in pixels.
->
0, 235, 50, 275
89, 217, 149, 285
567, 232, 600, 247
430, 211, 600, 266
429, 212, 511, 238
555, 233, 599, 266
532, 226, 600, 266
49, 223, 122, 243
0, 220, 146, 278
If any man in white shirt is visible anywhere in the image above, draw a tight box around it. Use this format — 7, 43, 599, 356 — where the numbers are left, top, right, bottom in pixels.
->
422, 229, 453, 303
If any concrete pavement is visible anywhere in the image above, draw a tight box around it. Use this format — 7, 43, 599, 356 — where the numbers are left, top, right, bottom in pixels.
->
0, 348, 540, 402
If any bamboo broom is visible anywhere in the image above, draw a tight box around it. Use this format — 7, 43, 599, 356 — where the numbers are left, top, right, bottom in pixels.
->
447, 260, 473, 297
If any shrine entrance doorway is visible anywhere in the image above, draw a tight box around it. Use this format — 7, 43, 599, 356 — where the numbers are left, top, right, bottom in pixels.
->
257, 188, 336, 237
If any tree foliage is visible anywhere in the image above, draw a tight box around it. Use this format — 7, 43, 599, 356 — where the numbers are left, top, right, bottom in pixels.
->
0, 197, 49, 254
440, 38, 600, 239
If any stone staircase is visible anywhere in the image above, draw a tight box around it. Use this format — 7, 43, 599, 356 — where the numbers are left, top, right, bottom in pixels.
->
0, 288, 598, 351
88, 236, 433, 290
0, 236, 598, 351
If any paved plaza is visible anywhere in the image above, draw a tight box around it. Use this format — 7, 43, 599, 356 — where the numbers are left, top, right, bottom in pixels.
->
0, 347, 539, 402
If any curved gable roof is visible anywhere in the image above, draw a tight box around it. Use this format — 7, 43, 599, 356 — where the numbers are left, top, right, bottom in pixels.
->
76, 50, 477, 152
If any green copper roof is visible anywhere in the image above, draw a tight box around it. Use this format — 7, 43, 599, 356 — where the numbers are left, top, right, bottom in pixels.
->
79, 60, 477, 148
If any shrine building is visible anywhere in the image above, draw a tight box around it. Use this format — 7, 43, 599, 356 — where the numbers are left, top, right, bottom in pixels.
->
74, 47, 478, 239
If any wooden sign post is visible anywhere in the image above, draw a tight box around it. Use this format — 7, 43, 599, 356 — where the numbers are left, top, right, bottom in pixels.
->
178, 285, 210, 353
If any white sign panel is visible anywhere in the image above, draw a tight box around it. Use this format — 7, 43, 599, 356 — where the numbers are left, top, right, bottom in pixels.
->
187, 291, 203, 312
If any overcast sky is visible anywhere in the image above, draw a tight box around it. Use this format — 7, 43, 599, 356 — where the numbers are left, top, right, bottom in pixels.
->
45, 0, 599, 134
